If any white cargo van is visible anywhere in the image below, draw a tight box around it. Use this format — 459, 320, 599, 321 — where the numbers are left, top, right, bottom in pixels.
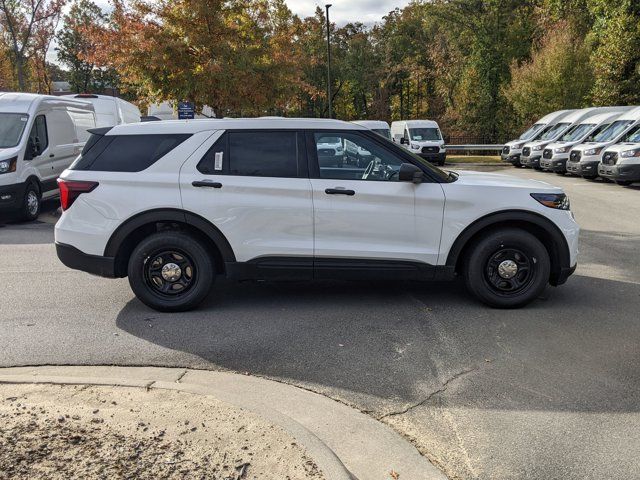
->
539, 108, 632, 173
351, 120, 391, 140
597, 127, 640, 185
391, 120, 446, 165
0, 93, 96, 220
502, 110, 575, 167
64, 94, 140, 127
520, 107, 628, 169
566, 106, 640, 179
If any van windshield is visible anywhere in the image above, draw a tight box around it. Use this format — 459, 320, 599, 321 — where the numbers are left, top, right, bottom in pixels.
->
561, 123, 595, 142
519, 123, 545, 140
594, 120, 634, 142
0, 113, 29, 148
540, 123, 570, 140
372, 128, 391, 140
620, 125, 640, 143
409, 128, 441, 141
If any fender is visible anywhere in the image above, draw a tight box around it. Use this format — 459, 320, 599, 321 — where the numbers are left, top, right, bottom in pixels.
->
104, 208, 236, 262
445, 210, 571, 282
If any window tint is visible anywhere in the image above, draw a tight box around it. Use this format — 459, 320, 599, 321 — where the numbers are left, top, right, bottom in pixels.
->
314, 132, 404, 181
71, 134, 190, 172
198, 131, 300, 178
27, 115, 48, 158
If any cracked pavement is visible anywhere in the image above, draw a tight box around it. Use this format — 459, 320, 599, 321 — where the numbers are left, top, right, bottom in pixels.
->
2, 168, 640, 479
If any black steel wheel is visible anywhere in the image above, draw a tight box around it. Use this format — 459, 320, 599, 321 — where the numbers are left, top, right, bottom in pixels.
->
464, 228, 550, 308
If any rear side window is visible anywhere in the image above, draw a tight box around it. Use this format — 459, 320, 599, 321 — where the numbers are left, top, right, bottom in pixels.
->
71, 134, 191, 172
197, 131, 300, 178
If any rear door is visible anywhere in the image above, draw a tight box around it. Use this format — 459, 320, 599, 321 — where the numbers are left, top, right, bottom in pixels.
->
180, 129, 314, 274
308, 131, 445, 273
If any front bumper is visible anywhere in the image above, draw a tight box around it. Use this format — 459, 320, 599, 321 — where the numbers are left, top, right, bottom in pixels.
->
417, 152, 446, 164
521, 155, 542, 168
0, 181, 27, 214
598, 163, 640, 183
566, 160, 599, 177
501, 153, 521, 164
56, 242, 117, 278
550, 158, 568, 173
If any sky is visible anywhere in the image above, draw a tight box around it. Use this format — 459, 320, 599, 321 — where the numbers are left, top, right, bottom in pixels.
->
48, 0, 411, 64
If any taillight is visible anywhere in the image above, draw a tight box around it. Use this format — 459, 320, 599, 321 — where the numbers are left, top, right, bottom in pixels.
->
57, 179, 99, 211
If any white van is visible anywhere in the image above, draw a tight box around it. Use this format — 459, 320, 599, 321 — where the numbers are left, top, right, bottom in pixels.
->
520, 107, 629, 169
597, 127, 640, 185
352, 120, 391, 140
64, 94, 140, 127
566, 106, 640, 179
0, 93, 96, 220
540, 108, 633, 173
502, 110, 575, 166
391, 120, 446, 165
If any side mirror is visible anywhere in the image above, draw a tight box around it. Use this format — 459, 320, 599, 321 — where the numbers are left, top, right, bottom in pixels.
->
400, 137, 408, 145
398, 163, 423, 183
25, 138, 38, 160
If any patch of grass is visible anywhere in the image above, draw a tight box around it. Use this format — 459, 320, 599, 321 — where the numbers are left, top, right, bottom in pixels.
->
447, 155, 502, 164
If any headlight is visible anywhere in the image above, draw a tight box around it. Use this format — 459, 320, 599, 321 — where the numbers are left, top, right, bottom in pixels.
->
531, 193, 570, 210
584, 147, 603, 156
532, 144, 545, 151
0, 157, 17, 174
554, 147, 568, 154
620, 149, 640, 158
411, 144, 420, 150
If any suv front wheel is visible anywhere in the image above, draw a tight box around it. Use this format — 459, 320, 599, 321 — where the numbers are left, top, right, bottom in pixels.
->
128, 232, 215, 312
464, 228, 551, 308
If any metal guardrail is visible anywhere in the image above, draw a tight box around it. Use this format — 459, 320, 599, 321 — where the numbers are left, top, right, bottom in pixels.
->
446, 144, 505, 151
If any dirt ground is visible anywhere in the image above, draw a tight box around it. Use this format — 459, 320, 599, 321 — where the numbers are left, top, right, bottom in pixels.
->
0, 383, 324, 480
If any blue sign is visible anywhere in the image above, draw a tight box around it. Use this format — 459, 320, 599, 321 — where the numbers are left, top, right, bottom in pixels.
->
178, 101, 195, 120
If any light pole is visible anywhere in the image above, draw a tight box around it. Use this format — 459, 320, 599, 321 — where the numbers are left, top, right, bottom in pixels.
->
325, 4, 332, 119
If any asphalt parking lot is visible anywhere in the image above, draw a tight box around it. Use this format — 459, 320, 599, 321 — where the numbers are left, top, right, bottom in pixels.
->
1, 166, 639, 480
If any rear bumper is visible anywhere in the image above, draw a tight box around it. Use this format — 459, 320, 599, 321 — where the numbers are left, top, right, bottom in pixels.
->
0, 181, 27, 213
56, 242, 117, 278
598, 163, 640, 182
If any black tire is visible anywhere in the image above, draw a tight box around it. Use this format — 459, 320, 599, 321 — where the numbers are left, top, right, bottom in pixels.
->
464, 228, 551, 308
21, 182, 41, 221
127, 232, 215, 312
616, 180, 632, 186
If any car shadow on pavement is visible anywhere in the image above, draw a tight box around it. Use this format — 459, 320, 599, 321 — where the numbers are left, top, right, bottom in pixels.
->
116, 266, 640, 414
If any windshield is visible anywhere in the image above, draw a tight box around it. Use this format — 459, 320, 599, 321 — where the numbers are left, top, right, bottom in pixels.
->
519, 123, 545, 141
561, 123, 595, 142
540, 123, 570, 140
372, 128, 391, 140
584, 124, 610, 142
593, 120, 634, 142
409, 127, 441, 141
0, 113, 29, 148
620, 125, 640, 143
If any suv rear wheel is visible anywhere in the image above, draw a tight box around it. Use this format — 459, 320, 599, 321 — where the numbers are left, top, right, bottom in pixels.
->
464, 228, 550, 308
127, 232, 215, 312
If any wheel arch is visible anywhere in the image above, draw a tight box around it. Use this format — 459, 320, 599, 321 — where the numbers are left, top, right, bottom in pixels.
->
446, 210, 571, 286
104, 208, 236, 278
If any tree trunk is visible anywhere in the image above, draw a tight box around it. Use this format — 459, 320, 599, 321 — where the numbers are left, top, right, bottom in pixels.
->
15, 54, 26, 91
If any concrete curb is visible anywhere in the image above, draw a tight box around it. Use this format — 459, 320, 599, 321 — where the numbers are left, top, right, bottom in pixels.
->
0, 366, 447, 480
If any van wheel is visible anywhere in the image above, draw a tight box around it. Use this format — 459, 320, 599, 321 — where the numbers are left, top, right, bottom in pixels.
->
21, 182, 41, 221
464, 228, 550, 308
127, 232, 215, 312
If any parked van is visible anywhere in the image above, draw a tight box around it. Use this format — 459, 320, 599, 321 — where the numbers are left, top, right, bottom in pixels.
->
64, 94, 140, 127
566, 106, 640, 179
597, 127, 640, 185
391, 120, 446, 165
0, 93, 96, 220
539, 108, 632, 174
502, 110, 575, 167
520, 107, 627, 169
352, 120, 391, 140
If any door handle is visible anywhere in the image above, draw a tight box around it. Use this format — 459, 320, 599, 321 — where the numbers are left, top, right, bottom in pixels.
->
192, 180, 222, 188
325, 188, 355, 196
49, 154, 55, 158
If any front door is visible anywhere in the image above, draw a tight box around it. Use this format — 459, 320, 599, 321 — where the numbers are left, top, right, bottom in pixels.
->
308, 131, 445, 271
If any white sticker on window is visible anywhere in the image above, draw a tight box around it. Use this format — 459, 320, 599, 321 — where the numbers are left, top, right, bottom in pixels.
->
214, 151, 223, 171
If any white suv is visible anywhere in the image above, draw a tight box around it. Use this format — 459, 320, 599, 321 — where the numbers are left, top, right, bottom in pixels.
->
55, 119, 579, 312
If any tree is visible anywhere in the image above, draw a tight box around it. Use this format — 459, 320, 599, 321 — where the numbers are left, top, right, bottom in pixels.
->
56, 0, 114, 93
0, 0, 66, 91
503, 25, 593, 130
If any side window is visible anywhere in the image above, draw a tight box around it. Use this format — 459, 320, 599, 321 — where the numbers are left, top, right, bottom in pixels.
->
197, 131, 300, 178
314, 132, 404, 182
26, 115, 48, 158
